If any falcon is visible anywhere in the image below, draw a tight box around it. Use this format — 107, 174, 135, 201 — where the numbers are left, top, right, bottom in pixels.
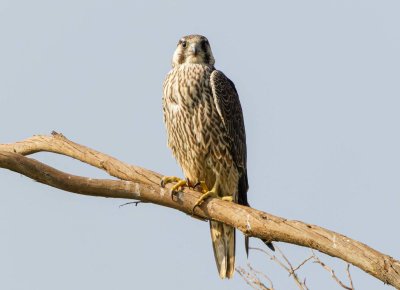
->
161, 34, 249, 279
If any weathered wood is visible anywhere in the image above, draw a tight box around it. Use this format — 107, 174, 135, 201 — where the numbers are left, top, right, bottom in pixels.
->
1, 133, 399, 289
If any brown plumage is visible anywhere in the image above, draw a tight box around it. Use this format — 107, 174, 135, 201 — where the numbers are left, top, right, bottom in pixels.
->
162, 35, 248, 278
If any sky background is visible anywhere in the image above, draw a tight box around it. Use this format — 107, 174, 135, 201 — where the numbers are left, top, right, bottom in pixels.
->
1, 1, 399, 289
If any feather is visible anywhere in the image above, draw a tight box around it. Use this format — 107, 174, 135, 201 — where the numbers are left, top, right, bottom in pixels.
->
210, 221, 235, 279
210, 70, 248, 205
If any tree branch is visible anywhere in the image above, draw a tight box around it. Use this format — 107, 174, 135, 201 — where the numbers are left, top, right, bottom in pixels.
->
1, 133, 399, 289
311, 250, 354, 290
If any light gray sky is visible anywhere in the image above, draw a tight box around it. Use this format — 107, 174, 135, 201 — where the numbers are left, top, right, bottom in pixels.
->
1, 1, 399, 289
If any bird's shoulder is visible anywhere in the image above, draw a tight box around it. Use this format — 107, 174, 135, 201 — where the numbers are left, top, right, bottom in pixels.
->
210, 70, 238, 94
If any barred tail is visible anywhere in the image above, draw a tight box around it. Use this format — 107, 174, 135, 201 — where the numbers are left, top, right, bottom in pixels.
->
209, 220, 236, 279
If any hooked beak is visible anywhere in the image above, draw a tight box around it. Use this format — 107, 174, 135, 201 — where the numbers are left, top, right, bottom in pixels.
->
190, 43, 199, 55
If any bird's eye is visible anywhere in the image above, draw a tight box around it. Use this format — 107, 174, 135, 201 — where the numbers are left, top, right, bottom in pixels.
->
201, 40, 208, 50
181, 41, 187, 48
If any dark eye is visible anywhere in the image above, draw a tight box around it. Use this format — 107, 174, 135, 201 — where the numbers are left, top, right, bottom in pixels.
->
201, 40, 208, 50
181, 41, 187, 48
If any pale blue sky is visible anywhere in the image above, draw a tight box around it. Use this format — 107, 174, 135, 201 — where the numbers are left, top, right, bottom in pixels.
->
1, 1, 399, 289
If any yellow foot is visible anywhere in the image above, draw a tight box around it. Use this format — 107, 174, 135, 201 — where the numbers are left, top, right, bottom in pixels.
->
161, 176, 182, 188
222, 196, 233, 202
160, 176, 189, 200
192, 184, 234, 213
192, 188, 219, 213
199, 181, 209, 193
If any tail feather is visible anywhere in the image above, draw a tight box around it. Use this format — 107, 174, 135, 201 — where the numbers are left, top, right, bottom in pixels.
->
210, 221, 235, 279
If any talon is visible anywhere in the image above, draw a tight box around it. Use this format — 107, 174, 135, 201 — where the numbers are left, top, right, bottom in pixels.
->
171, 180, 187, 193
161, 176, 182, 188
192, 203, 200, 214
171, 190, 180, 201
191, 181, 200, 189
192, 188, 219, 213
160, 176, 189, 200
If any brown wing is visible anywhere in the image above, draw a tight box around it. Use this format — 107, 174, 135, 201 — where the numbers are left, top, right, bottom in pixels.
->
210, 70, 249, 206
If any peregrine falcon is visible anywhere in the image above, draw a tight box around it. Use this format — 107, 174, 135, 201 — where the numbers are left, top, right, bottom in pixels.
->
161, 35, 249, 279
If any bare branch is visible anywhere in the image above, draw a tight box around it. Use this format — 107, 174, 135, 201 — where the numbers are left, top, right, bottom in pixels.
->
236, 266, 274, 290
0, 133, 399, 288
119, 201, 144, 207
236, 267, 260, 290
247, 264, 275, 289
244, 247, 353, 289
249, 246, 308, 290
347, 264, 355, 289
312, 251, 354, 290
293, 256, 314, 272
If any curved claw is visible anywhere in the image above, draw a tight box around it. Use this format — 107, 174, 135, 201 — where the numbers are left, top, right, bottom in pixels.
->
191, 181, 200, 189
160, 176, 189, 200
191, 188, 218, 213
171, 190, 180, 201
191, 188, 235, 214
170, 179, 186, 191
170, 180, 187, 199
161, 176, 181, 188
192, 203, 200, 214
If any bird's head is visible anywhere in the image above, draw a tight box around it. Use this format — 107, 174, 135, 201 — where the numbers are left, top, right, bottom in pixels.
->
172, 35, 215, 67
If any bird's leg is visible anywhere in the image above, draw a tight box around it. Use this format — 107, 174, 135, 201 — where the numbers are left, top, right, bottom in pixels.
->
160, 176, 185, 189
192, 185, 219, 213
192, 178, 228, 212
199, 181, 209, 193
160, 176, 190, 199
192, 179, 235, 213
